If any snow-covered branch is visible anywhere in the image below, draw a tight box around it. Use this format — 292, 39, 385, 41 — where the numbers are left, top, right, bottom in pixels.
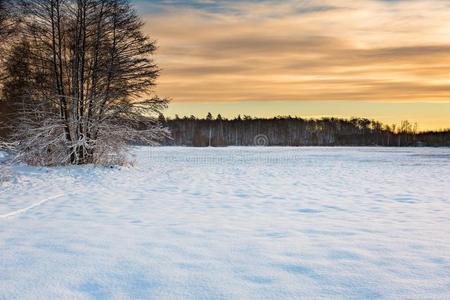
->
1, 0, 170, 166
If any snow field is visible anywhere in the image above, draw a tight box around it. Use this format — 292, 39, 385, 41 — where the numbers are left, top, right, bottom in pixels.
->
1, 147, 450, 299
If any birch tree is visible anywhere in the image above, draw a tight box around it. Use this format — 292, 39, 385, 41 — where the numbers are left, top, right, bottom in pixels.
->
4, 0, 169, 165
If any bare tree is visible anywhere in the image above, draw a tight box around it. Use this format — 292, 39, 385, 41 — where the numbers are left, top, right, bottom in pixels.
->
4, 0, 169, 165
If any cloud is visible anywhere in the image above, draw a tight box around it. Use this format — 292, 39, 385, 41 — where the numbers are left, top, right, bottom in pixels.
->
137, 0, 450, 103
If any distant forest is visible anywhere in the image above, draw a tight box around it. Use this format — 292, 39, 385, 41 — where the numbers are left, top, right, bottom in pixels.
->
159, 114, 450, 147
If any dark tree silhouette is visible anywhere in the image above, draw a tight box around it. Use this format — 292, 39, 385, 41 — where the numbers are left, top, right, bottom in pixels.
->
162, 115, 449, 147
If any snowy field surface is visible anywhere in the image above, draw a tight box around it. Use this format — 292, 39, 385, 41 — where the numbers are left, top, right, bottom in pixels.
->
1, 147, 450, 299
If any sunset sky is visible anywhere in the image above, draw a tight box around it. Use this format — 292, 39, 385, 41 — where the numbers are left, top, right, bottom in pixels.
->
134, 0, 450, 131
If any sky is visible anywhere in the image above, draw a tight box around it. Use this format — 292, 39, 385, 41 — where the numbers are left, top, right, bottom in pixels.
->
134, 0, 450, 130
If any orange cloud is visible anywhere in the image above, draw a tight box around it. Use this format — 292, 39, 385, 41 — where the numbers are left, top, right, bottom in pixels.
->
140, 0, 450, 104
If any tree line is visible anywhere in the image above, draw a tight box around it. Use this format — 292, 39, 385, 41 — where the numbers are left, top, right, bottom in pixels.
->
160, 114, 450, 147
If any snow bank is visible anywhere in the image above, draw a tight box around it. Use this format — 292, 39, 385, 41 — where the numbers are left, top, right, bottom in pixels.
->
1, 147, 450, 299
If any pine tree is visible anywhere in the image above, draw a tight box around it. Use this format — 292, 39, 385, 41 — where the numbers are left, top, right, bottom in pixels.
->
0, 0, 18, 139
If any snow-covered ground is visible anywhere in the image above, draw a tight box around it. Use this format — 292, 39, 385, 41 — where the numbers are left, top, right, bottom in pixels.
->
1, 147, 450, 299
